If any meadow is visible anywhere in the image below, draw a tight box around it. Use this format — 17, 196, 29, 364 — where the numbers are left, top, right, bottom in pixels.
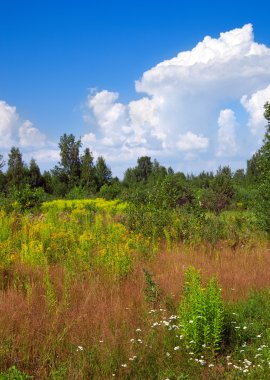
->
0, 198, 269, 379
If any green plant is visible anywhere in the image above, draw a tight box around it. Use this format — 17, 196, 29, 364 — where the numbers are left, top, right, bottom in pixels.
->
178, 267, 224, 355
143, 269, 162, 307
0, 366, 32, 379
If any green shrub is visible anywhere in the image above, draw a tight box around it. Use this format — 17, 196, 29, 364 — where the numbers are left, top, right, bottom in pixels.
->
0, 366, 32, 379
178, 267, 224, 355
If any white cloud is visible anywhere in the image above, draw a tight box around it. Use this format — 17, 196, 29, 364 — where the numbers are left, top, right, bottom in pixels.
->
25, 149, 60, 163
217, 109, 238, 157
0, 100, 60, 171
82, 24, 270, 174
177, 131, 209, 152
81, 132, 96, 146
0, 100, 47, 149
241, 84, 270, 135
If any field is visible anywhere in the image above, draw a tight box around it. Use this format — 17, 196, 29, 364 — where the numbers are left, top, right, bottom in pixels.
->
0, 199, 270, 379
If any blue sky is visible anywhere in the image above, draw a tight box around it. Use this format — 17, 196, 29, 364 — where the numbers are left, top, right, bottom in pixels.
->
1, 0, 270, 176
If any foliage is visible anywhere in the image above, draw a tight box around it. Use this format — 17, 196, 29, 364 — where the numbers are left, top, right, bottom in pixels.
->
201, 166, 234, 213
178, 267, 224, 355
59, 133, 82, 187
6, 147, 25, 190
0, 366, 32, 379
255, 102, 270, 233
80, 147, 96, 194
95, 156, 112, 191
13, 184, 45, 211
143, 269, 162, 307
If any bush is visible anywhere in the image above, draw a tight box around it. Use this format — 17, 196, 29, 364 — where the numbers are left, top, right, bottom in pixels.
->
178, 267, 224, 355
13, 185, 45, 211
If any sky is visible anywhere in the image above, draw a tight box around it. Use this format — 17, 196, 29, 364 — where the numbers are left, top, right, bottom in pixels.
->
1, 0, 270, 177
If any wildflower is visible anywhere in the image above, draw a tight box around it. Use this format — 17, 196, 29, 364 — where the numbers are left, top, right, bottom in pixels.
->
137, 339, 142, 343
136, 328, 142, 332
121, 364, 127, 368
99, 340, 103, 343
257, 334, 262, 338
199, 359, 206, 365
166, 352, 170, 357
174, 346, 180, 350
209, 363, 214, 368
189, 320, 194, 324
130, 338, 135, 343
243, 326, 247, 330
76, 345, 83, 351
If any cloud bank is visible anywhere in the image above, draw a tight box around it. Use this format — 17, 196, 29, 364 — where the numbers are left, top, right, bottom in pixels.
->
83, 24, 270, 174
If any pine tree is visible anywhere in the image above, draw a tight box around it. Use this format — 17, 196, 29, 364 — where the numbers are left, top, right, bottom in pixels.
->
95, 156, 112, 191
80, 148, 96, 194
28, 158, 43, 188
6, 147, 25, 190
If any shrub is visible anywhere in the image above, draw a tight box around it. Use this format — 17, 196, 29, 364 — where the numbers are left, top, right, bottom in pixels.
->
178, 267, 224, 355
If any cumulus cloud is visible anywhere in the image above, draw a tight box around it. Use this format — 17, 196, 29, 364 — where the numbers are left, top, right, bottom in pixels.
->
177, 132, 209, 152
83, 24, 270, 174
0, 100, 59, 171
241, 84, 270, 135
0, 100, 47, 149
217, 109, 239, 157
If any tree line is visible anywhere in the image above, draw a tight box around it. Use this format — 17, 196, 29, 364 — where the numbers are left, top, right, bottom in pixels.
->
0, 103, 269, 230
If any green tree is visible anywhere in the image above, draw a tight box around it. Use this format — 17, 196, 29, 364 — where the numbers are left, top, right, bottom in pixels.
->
58, 133, 82, 189
6, 147, 25, 190
80, 148, 96, 194
95, 156, 112, 191
28, 158, 43, 188
246, 150, 262, 184
256, 102, 270, 232
201, 166, 234, 213
0, 154, 6, 193
136, 156, 153, 182
43, 170, 53, 194
0, 154, 4, 170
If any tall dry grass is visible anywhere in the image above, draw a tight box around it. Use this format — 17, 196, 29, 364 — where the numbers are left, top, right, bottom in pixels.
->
0, 242, 269, 378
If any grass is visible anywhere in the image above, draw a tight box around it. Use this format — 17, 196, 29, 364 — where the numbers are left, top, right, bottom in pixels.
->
0, 199, 269, 378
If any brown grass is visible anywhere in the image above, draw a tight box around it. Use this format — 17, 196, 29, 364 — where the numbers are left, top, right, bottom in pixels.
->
0, 241, 269, 378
